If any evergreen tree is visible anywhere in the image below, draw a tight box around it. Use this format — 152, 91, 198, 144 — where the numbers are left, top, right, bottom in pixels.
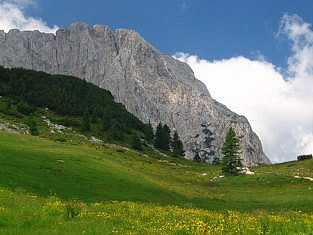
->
194, 152, 202, 163
154, 122, 171, 151
81, 109, 91, 132
171, 130, 185, 157
102, 113, 112, 131
5, 99, 12, 110
91, 107, 98, 124
212, 156, 221, 165
154, 123, 163, 149
17, 101, 35, 115
221, 127, 242, 176
162, 124, 171, 151
131, 135, 142, 151
144, 120, 154, 143
108, 120, 124, 140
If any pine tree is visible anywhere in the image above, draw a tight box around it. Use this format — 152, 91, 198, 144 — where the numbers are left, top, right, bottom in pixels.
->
144, 120, 154, 142
194, 152, 202, 163
154, 123, 171, 151
171, 130, 185, 157
91, 107, 98, 124
154, 123, 164, 149
81, 109, 91, 132
5, 99, 12, 110
102, 113, 112, 131
212, 156, 221, 165
162, 124, 171, 151
108, 120, 124, 140
221, 127, 242, 176
131, 135, 142, 151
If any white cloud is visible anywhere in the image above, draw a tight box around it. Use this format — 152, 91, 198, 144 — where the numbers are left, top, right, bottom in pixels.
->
0, 0, 58, 33
174, 14, 313, 163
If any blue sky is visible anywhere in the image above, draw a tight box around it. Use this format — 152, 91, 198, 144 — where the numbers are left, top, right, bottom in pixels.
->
1, 0, 313, 162
24, 0, 313, 68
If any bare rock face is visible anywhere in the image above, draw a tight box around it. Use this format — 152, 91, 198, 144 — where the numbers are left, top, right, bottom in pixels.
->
0, 23, 271, 166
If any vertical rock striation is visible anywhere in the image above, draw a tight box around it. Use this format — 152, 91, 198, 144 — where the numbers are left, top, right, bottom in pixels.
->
0, 23, 271, 165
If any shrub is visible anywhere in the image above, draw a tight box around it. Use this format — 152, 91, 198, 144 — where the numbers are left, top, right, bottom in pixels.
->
132, 135, 142, 151
297, 154, 312, 161
194, 152, 202, 163
27, 119, 39, 136
17, 101, 36, 115
55, 137, 66, 143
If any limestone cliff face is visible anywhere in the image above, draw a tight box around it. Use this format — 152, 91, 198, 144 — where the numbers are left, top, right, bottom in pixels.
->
0, 23, 271, 166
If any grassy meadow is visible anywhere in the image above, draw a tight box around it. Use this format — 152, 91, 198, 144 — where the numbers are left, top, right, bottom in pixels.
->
0, 130, 313, 234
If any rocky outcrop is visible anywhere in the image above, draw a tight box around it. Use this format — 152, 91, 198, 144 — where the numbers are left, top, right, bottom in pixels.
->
0, 23, 271, 166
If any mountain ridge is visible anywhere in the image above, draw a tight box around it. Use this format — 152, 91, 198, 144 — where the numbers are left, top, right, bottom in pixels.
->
0, 23, 271, 166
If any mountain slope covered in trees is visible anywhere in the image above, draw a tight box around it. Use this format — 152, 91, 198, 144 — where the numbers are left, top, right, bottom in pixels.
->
0, 66, 148, 144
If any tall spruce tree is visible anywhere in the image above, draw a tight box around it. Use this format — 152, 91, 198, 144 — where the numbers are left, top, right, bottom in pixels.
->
162, 124, 171, 151
91, 107, 98, 124
102, 111, 112, 132
144, 120, 154, 142
154, 123, 164, 150
171, 130, 185, 157
81, 109, 91, 132
154, 122, 171, 151
221, 127, 242, 176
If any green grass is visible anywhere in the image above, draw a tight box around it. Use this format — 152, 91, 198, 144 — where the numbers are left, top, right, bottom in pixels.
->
0, 188, 312, 234
0, 125, 313, 234
0, 130, 313, 213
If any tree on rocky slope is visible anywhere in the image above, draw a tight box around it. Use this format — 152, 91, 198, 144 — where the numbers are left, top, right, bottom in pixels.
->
132, 135, 142, 151
154, 122, 171, 151
144, 120, 154, 143
171, 130, 185, 157
81, 109, 91, 132
221, 127, 242, 176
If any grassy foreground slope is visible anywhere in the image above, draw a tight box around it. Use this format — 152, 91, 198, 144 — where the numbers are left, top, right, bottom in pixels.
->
0, 131, 313, 234
1, 188, 313, 235
0, 130, 313, 211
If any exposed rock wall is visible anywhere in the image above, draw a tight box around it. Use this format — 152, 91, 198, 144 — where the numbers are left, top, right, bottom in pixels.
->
0, 23, 271, 165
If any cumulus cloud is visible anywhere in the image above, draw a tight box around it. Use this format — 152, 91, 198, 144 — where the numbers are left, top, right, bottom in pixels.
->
174, 14, 313, 163
0, 0, 58, 33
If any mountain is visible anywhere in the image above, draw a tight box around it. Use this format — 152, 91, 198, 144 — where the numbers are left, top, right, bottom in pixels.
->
0, 23, 270, 166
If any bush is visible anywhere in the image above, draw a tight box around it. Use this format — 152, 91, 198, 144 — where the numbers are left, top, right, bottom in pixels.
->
27, 119, 39, 136
297, 154, 312, 161
132, 135, 142, 151
55, 137, 66, 143
17, 101, 36, 115
56, 117, 81, 127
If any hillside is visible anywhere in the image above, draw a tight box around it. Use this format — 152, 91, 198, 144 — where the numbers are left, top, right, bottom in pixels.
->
0, 130, 312, 234
0, 66, 148, 146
